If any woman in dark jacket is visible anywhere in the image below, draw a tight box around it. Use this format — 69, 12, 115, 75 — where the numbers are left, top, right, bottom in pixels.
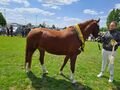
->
97, 21, 120, 82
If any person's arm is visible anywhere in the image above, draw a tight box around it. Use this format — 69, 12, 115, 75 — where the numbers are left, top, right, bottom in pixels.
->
116, 39, 120, 46
97, 33, 106, 43
115, 32, 120, 46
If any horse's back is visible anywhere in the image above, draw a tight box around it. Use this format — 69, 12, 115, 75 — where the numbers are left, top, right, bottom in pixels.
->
27, 28, 73, 39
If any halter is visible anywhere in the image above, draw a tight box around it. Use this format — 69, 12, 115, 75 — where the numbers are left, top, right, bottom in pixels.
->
74, 24, 85, 51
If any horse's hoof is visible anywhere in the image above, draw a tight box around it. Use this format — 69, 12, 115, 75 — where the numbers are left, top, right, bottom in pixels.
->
59, 71, 63, 75
25, 69, 30, 73
42, 72, 48, 78
43, 70, 48, 74
71, 80, 76, 84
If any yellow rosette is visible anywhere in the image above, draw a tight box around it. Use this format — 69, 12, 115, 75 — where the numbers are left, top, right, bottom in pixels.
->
110, 39, 117, 46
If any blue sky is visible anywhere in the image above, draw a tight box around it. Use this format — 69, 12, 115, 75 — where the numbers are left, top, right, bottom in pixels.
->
0, 0, 120, 28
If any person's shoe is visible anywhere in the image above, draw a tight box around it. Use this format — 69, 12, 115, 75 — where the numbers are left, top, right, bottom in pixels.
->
97, 72, 103, 78
108, 76, 113, 83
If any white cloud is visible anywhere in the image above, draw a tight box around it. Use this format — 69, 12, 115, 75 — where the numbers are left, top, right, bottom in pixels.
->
96, 15, 107, 27
63, 16, 81, 22
42, 4, 61, 10
0, 7, 55, 24
83, 9, 104, 15
41, 18, 54, 22
108, 9, 113, 13
99, 12, 104, 14
57, 17, 61, 19
0, 0, 30, 7
38, 0, 79, 9
0, 0, 10, 5
0, 7, 24, 24
38, 0, 79, 5
99, 15, 107, 19
115, 3, 120, 9
12, 0, 30, 7
39, 16, 82, 28
3, 7, 55, 16
83, 9, 98, 15
7, 14, 25, 24
51, 16, 82, 27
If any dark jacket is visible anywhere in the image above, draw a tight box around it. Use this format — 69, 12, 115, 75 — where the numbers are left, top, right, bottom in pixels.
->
99, 29, 120, 51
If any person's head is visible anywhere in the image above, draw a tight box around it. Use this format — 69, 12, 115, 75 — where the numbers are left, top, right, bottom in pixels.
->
109, 21, 117, 30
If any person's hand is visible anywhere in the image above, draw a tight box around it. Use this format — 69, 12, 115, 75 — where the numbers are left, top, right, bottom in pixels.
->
95, 36, 103, 43
111, 39, 118, 46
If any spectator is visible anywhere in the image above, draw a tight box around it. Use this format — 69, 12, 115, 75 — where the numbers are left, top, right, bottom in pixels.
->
10, 25, 13, 37
6, 26, 9, 36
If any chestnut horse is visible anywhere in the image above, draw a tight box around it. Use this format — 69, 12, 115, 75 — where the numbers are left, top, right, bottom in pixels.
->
25, 19, 100, 83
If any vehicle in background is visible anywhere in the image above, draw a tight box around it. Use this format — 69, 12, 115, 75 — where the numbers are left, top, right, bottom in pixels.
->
0, 26, 6, 35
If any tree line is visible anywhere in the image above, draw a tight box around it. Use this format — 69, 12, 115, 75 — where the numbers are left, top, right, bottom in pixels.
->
100, 9, 120, 32
0, 12, 6, 27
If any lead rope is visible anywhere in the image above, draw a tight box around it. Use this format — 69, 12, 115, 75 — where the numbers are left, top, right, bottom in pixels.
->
98, 42, 101, 50
109, 40, 116, 64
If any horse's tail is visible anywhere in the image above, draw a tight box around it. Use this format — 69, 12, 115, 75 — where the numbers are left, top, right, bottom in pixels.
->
25, 37, 30, 71
25, 36, 36, 72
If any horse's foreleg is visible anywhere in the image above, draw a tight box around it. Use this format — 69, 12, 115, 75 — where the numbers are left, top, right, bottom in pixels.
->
60, 56, 69, 74
39, 49, 48, 74
25, 49, 35, 73
69, 54, 77, 83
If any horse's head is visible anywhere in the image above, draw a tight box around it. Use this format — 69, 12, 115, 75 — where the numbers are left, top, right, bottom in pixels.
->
85, 19, 100, 38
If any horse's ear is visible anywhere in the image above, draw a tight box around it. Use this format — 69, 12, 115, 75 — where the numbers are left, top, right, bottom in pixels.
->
97, 18, 100, 23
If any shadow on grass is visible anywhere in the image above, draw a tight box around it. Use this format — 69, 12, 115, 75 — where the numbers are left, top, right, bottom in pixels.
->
113, 80, 120, 90
27, 71, 92, 90
102, 75, 109, 79
102, 76, 120, 90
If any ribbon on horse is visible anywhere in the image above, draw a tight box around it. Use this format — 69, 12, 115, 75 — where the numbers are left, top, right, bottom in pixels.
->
74, 24, 85, 51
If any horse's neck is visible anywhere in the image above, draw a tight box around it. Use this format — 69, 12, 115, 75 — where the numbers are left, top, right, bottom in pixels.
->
78, 20, 95, 41
83, 30, 91, 40
79, 24, 92, 41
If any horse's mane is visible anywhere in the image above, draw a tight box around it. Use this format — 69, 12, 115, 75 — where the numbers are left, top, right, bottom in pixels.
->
78, 19, 94, 29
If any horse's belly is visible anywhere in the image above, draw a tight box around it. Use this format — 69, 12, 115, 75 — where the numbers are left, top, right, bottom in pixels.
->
46, 49, 68, 55
39, 42, 71, 55
43, 46, 69, 55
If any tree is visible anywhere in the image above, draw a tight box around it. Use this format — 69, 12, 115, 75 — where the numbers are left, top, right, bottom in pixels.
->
118, 24, 120, 31
42, 22, 46, 28
0, 12, 7, 26
27, 23, 32, 27
63, 27, 67, 29
38, 24, 42, 28
106, 9, 120, 27
38, 22, 46, 28
52, 24, 56, 29
100, 27, 107, 32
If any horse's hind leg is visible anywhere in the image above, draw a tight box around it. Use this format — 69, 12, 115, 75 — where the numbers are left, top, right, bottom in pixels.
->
25, 48, 36, 73
39, 49, 48, 74
60, 56, 69, 74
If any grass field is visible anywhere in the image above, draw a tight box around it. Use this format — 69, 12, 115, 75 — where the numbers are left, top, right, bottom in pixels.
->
0, 36, 120, 90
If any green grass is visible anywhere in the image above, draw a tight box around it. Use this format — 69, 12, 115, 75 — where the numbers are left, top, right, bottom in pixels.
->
0, 36, 120, 90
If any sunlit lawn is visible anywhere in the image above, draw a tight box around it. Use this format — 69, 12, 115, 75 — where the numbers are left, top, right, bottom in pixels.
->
0, 36, 120, 90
